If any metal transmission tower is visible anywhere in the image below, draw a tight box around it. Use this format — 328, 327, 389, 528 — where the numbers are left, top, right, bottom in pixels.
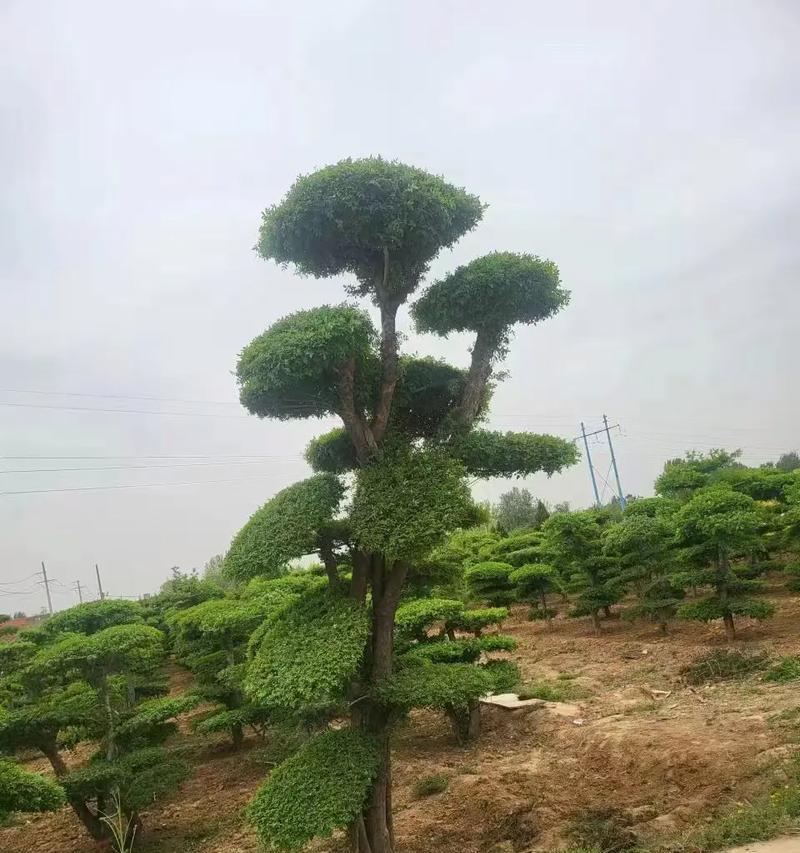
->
73, 580, 84, 603
577, 417, 627, 509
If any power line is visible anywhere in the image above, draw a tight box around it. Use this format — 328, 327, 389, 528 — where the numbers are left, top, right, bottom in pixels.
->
1, 454, 292, 460
1, 473, 277, 497
0, 387, 241, 406
0, 401, 254, 419
0, 458, 302, 474
0, 400, 321, 418
0, 572, 41, 586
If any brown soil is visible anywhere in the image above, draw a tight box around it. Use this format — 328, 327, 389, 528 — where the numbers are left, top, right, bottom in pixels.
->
3, 587, 800, 853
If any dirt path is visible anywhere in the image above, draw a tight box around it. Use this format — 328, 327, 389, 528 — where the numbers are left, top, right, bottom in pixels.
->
726, 839, 799, 853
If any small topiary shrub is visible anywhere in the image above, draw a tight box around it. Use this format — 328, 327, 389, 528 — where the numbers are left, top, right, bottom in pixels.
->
763, 656, 800, 683
785, 562, 800, 593
681, 649, 770, 685
0, 759, 65, 820
413, 774, 449, 798
464, 562, 515, 606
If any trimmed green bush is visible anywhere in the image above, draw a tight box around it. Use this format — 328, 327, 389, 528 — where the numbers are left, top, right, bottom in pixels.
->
248, 728, 380, 850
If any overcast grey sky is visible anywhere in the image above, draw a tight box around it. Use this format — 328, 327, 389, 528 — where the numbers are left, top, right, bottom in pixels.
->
1, 0, 798, 614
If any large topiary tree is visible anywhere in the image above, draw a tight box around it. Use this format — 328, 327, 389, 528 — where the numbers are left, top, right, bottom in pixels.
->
228, 157, 577, 853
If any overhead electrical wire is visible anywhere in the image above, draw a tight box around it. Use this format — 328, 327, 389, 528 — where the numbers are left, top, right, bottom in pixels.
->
1, 473, 278, 497
0, 458, 303, 474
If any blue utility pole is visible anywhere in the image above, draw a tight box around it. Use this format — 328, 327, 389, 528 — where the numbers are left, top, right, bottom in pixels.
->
603, 414, 626, 509
580, 421, 601, 507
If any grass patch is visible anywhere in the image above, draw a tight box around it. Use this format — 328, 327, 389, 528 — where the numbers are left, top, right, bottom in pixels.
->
681, 649, 769, 685
686, 785, 800, 850
413, 774, 449, 798
564, 807, 637, 853
518, 679, 585, 702
764, 656, 800, 683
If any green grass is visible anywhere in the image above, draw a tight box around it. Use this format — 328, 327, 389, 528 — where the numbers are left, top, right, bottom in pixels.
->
518, 679, 585, 702
564, 807, 637, 852
764, 656, 800, 683
413, 774, 449, 798
686, 784, 800, 850
641, 756, 800, 853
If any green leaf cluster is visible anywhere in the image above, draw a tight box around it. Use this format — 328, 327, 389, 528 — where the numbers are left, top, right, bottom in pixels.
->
237, 305, 378, 420
451, 430, 578, 479
42, 599, 142, 636
0, 759, 65, 818
350, 448, 473, 562
247, 727, 381, 851
413, 251, 569, 339
245, 592, 370, 712
376, 662, 492, 716
394, 598, 465, 642
225, 474, 344, 581
464, 561, 515, 605
256, 157, 484, 298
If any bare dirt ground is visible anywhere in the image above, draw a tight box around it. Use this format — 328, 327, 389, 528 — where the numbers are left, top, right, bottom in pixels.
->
3, 583, 800, 853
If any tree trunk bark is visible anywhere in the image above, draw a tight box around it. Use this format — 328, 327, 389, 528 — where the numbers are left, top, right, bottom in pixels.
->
723, 612, 736, 641
371, 286, 400, 444
41, 743, 108, 841
337, 358, 377, 464
39, 741, 68, 778
320, 539, 343, 594
592, 611, 602, 634
453, 329, 501, 430
231, 723, 244, 750
356, 558, 408, 853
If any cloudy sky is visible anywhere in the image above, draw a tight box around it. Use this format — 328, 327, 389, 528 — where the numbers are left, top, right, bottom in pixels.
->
1, 0, 798, 614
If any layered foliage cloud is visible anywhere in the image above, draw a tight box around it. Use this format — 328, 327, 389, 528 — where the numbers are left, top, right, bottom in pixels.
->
450, 430, 578, 479
237, 305, 378, 420
248, 728, 381, 851
245, 592, 371, 712
256, 157, 484, 297
412, 251, 569, 339
225, 474, 344, 581
349, 448, 474, 562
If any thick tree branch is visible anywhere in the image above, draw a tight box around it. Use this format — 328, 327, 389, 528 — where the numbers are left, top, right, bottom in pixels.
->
336, 358, 377, 464
371, 250, 401, 444
453, 328, 503, 430
349, 550, 370, 603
